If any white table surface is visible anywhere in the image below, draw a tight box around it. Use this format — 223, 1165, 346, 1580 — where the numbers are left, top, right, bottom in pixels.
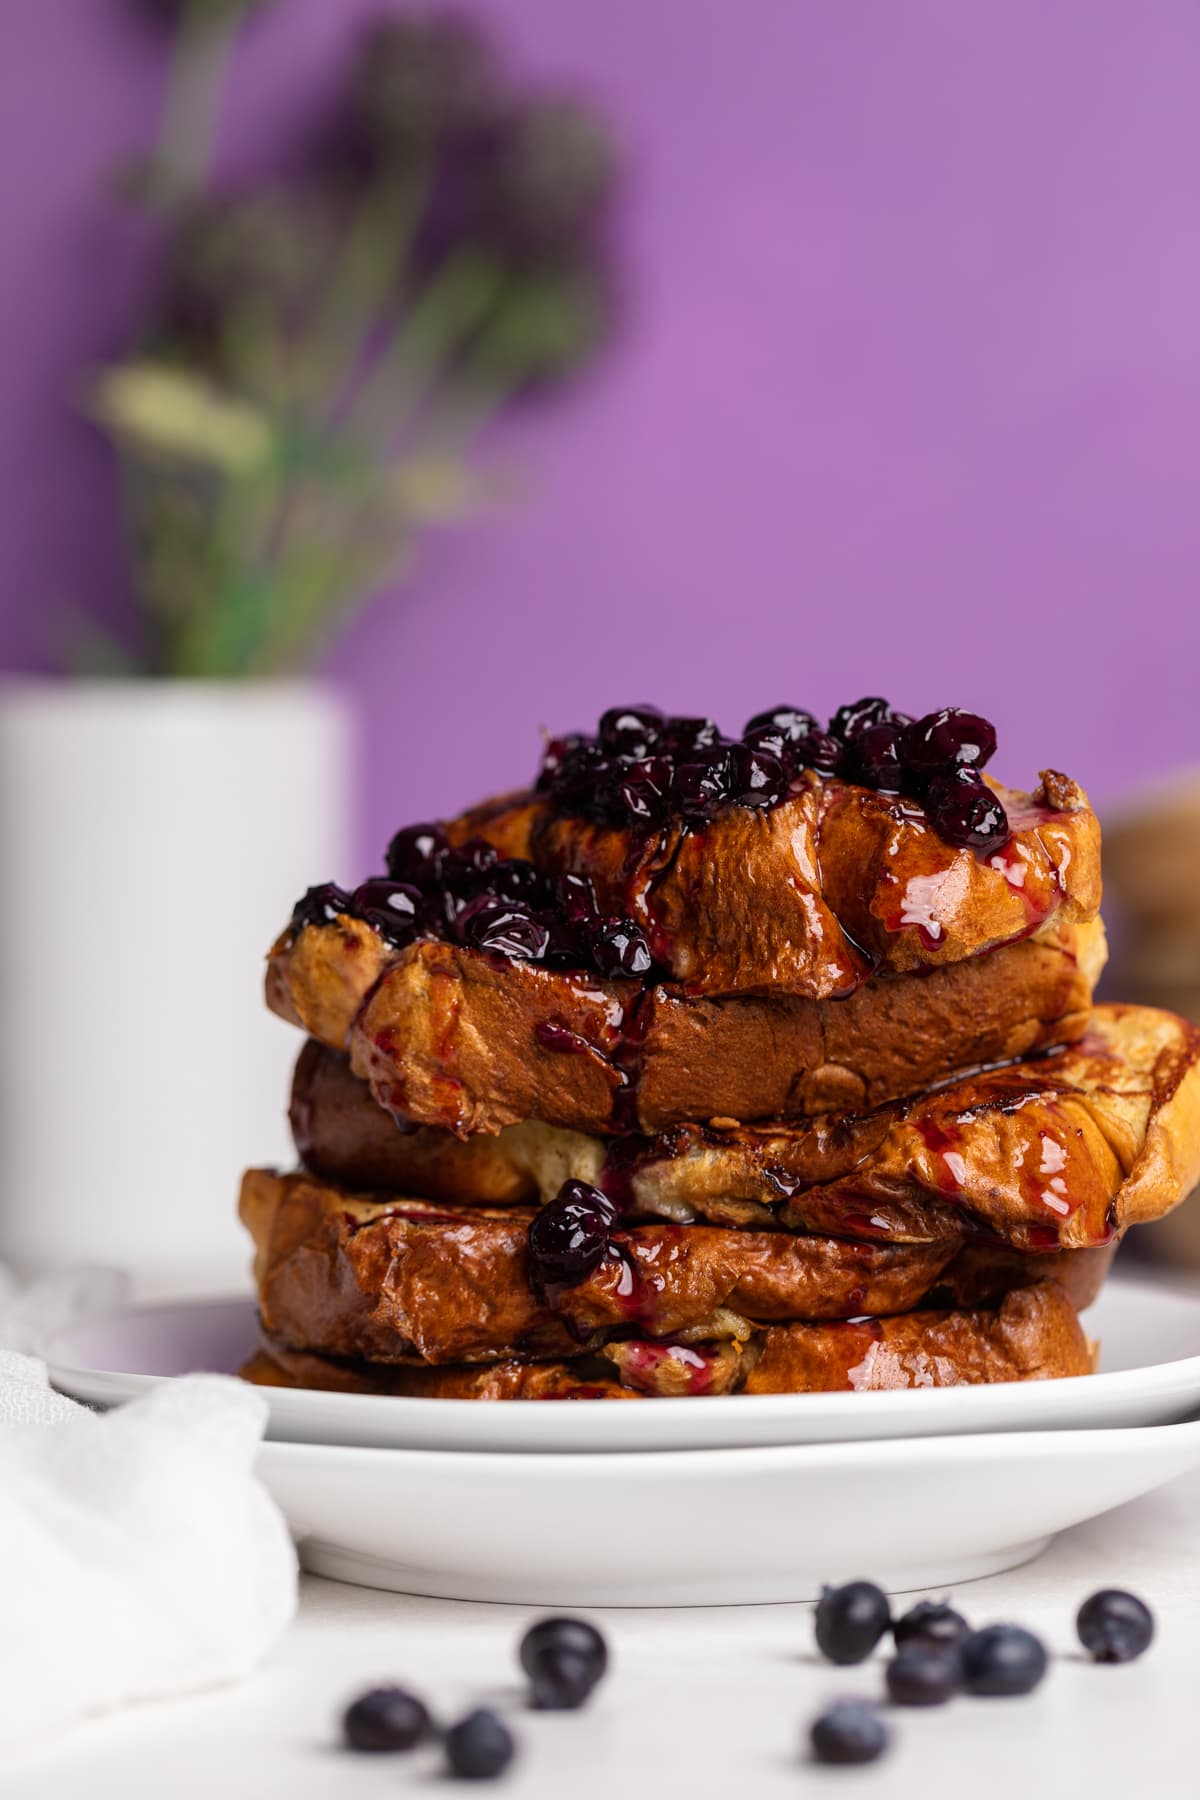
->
6, 1458, 1198, 1799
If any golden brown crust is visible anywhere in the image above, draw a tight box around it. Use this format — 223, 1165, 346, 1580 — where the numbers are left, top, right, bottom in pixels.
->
289, 1004, 1191, 1253
526, 771, 1102, 997
740, 1283, 1094, 1393
240, 1281, 1092, 1398
238, 1167, 1110, 1365
268, 921, 1106, 1138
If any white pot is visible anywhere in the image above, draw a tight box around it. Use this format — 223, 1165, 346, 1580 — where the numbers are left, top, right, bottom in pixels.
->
0, 680, 353, 1289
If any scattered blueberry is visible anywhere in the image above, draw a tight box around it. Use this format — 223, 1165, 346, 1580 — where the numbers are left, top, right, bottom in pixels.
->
892, 1599, 971, 1649
1076, 1590, 1155, 1664
809, 1699, 889, 1766
902, 707, 997, 777
342, 1684, 431, 1752
527, 1184, 617, 1291
384, 822, 449, 886
814, 1581, 893, 1665
519, 1615, 609, 1686
528, 1647, 598, 1711
923, 768, 1010, 850
444, 1708, 515, 1781
960, 1624, 1048, 1696
487, 859, 550, 907
885, 1644, 962, 1706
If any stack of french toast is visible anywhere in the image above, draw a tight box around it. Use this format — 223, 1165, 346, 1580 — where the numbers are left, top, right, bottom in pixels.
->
240, 700, 1200, 1400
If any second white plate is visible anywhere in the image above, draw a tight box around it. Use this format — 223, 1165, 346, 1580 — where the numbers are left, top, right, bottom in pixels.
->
46, 1273, 1200, 1453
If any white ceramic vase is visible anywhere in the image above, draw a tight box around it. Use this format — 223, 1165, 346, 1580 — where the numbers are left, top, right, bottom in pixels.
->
0, 679, 352, 1289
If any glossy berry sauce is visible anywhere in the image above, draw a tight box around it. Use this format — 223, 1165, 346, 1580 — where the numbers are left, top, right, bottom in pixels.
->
289, 839, 657, 984
536, 700, 1010, 852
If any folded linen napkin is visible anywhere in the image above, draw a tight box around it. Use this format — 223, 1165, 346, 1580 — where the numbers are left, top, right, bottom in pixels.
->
0, 1268, 297, 1751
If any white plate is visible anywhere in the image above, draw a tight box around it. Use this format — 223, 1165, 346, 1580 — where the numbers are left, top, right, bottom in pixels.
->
258, 1419, 1200, 1605
45, 1274, 1200, 1453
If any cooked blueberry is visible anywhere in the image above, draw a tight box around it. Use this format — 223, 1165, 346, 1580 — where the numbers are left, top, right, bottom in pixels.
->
661, 715, 721, 756
290, 882, 351, 932
923, 768, 1010, 850
960, 1624, 1048, 1696
556, 870, 600, 922
549, 740, 608, 813
460, 898, 550, 960
730, 743, 787, 808
343, 1684, 431, 1752
1075, 1590, 1155, 1664
814, 1581, 892, 1664
893, 1599, 970, 1649
588, 916, 653, 977
528, 1646, 597, 1710
885, 1644, 961, 1706
673, 745, 734, 818
808, 1699, 889, 1766
618, 754, 673, 825
488, 858, 550, 907
444, 1708, 515, 1781
527, 1184, 616, 1290
537, 732, 588, 792
383, 822, 449, 887
351, 879, 423, 947
744, 705, 817, 746
793, 730, 845, 776
741, 722, 795, 767
443, 837, 500, 885
519, 1614, 610, 1685
830, 697, 892, 742
598, 705, 665, 759
901, 707, 998, 777
851, 721, 905, 792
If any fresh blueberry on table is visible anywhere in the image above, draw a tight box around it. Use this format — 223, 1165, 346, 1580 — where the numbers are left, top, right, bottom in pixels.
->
892, 1598, 971, 1649
960, 1624, 1048, 1696
809, 1698, 890, 1765
1076, 1589, 1155, 1663
885, 1643, 962, 1706
342, 1683, 431, 1751
444, 1708, 516, 1780
814, 1580, 893, 1664
528, 1646, 598, 1710
519, 1615, 609, 1687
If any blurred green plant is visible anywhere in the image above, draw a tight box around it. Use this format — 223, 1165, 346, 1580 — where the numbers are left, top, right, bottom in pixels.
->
87, 4, 619, 675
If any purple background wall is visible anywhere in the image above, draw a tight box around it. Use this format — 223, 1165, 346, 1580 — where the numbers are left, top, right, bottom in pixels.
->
3, 0, 1199, 864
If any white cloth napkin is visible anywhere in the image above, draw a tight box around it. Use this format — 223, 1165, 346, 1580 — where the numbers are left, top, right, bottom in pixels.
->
0, 1266, 298, 1751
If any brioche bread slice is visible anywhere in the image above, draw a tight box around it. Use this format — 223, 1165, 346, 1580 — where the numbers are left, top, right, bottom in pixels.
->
241, 1281, 1093, 1398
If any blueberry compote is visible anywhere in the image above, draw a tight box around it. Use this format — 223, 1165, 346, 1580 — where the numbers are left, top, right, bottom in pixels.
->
290, 830, 656, 981
536, 700, 1010, 851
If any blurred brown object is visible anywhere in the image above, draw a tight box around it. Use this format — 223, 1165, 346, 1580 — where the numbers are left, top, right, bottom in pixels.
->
1105, 769, 1200, 1269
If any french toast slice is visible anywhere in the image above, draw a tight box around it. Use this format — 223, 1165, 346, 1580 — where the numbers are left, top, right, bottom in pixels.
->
240, 1281, 1093, 1397
239, 1168, 1107, 1365
292, 1004, 1200, 1253
526, 770, 1101, 997
271, 917, 1104, 1135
